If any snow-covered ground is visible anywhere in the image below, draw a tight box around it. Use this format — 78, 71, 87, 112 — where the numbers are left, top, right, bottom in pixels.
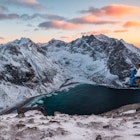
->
44, 42, 121, 87
0, 107, 140, 140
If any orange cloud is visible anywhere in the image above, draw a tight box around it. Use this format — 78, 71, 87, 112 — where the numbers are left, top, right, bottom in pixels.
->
80, 15, 98, 23
102, 5, 140, 17
38, 21, 82, 30
123, 21, 140, 28
80, 4, 140, 18
114, 29, 128, 33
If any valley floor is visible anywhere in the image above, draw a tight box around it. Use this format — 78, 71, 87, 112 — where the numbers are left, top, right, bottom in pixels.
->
0, 104, 140, 140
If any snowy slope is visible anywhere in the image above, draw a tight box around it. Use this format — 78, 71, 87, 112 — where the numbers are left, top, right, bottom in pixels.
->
0, 38, 65, 112
0, 103, 140, 140
41, 34, 140, 87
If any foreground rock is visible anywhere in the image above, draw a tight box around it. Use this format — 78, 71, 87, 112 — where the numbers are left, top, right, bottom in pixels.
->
101, 103, 140, 118
0, 104, 140, 140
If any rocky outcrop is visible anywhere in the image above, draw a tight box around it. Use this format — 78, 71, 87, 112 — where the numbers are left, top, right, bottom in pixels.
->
101, 103, 140, 118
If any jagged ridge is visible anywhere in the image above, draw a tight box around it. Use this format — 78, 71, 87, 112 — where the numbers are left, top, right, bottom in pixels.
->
41, 34, 140, 87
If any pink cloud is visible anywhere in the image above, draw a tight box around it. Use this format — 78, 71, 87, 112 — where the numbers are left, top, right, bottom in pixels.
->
20, 0, 38, 4
79, 15, 98, 23
19, 0, 45, 10
38, 21, 82, 30
123, 21, 140, 28
80, 4, 140, 18
0, 0, 45, 10
101, 5, 140, 17
70, 15, 118, 24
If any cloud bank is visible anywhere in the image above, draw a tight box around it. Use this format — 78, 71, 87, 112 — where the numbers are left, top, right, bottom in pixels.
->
0, 0, 45, 10
38, 21, 82, 30
69, 15, 118, 24
80, 4, 140, 18
0, 14, 19, 20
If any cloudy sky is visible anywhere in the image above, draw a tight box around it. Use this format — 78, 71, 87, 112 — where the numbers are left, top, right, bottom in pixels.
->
0, 0, 140, 47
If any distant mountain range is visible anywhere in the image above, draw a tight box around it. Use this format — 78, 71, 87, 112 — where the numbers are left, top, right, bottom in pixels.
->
0, 34, 140, 112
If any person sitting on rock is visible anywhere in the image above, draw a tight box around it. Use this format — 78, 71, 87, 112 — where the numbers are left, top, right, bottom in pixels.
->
129, 69, 137, 87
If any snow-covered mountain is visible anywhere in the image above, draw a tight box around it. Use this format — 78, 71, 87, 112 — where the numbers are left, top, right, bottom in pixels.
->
0, 34, 140, 112
41, 34, 140, 87
0, 38, 65, 112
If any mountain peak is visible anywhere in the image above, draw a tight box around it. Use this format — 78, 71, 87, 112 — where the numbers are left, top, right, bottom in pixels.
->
17, 37, 33, 45
82, 34, 96, 40
95, 34, 115, 43
7, 37, 33, 46
95, 34, 109, 39
48, 38, 66, 44
20, 37, 32, 42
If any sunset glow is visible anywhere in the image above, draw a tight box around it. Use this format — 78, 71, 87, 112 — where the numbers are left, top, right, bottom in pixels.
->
0, 0, 140, 47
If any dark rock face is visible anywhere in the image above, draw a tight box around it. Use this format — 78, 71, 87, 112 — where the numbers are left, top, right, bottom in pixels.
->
0, 38, 60, 88
9, 45, 22, 56
107, 42, 140, 80
3, 63, 35, 85
107, 42, 131, 79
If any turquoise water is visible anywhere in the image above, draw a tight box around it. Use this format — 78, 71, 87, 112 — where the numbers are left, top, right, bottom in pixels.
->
26, 84, 140, 115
